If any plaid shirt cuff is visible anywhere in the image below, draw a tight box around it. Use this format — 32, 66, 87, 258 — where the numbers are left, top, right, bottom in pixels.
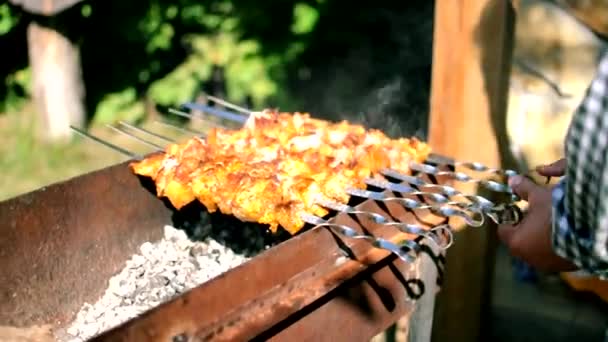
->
552, 178, 608, 279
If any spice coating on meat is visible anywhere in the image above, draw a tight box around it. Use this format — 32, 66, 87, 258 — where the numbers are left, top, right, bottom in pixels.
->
130, 109, 432, 234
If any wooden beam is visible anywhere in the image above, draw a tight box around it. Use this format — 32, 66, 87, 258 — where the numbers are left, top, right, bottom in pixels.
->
428, 1, 516, 341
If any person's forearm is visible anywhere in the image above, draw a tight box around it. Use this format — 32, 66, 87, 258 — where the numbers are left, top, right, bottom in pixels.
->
551, 51, 608, 278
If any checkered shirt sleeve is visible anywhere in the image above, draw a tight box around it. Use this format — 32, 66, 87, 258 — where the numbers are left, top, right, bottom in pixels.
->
552, 50, 608, 279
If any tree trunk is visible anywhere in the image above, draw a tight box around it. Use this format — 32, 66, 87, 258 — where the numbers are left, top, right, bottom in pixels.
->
27, 20, 85, 142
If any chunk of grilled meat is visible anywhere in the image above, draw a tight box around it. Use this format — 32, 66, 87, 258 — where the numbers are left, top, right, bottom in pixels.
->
130, 109, 432, 234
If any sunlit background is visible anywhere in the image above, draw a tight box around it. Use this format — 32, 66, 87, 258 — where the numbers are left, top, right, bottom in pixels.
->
2, 0, 608, 340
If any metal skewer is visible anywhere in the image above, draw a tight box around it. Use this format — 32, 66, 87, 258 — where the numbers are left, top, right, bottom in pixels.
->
168, 108, 230, 129
300, 213, 422, 264
407, 162, 517, 199
117, 121, 176, 144
367, 173, 521, 225
70, 125, 140, 158
315, 198, 454, 250
206, 95, 252, 114
106, 124, 164, 150
181, 102, 249, 124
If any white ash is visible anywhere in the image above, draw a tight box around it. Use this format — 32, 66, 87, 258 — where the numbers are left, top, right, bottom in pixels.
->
61, 225, 251, 342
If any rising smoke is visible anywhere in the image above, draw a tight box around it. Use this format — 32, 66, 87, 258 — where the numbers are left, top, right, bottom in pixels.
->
355, 78, 429, 140
275, 1, 435, 140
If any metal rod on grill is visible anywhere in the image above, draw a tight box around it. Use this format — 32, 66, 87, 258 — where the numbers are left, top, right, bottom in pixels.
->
300, 213, 421, 263
106, 124, 165, 150
206, 95, 251, 114
365, 175, 521, 225
168, 108, 230, 129
345, 188, 485, 227
425, 153, 519, 178
181, 102, 249, 124
70, 126, 141, 158
315, 198, 454, 250
360, 178, 450, 203
117, 122, 176, 144
406, 163, 517, 200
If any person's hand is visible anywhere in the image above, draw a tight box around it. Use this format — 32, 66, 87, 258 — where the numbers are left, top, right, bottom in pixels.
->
497, 159, 577, 272
535, 158, 567, 178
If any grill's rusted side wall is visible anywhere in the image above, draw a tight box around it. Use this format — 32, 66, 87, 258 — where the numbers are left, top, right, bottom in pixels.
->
88, 165, 450, 342
0, 161, 174, 327
91, 226, 444, 342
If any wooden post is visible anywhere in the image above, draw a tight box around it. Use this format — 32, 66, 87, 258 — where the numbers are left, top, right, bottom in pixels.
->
428, 1, 516, 341
27, 20, 85, 142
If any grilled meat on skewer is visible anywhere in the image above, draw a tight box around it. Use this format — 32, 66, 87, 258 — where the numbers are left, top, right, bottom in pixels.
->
130, 109, 432, 234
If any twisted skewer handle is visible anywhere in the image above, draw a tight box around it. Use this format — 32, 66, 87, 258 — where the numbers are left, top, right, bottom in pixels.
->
301, 213, 423, 263
346, 188, 486, 227
373, 171, 523, 225
408, 162, 518, 201
315, 198, 454, 250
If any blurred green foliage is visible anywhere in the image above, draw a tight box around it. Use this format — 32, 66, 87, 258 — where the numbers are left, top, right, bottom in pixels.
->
73, 0, 326, 124
0, 0, 434, 137
0, 3, 19, 34
0, 2, 29, 113
0, 0, 434, 200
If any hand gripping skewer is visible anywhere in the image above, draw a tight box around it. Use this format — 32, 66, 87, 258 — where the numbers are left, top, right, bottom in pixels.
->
69, 96, 525, 264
